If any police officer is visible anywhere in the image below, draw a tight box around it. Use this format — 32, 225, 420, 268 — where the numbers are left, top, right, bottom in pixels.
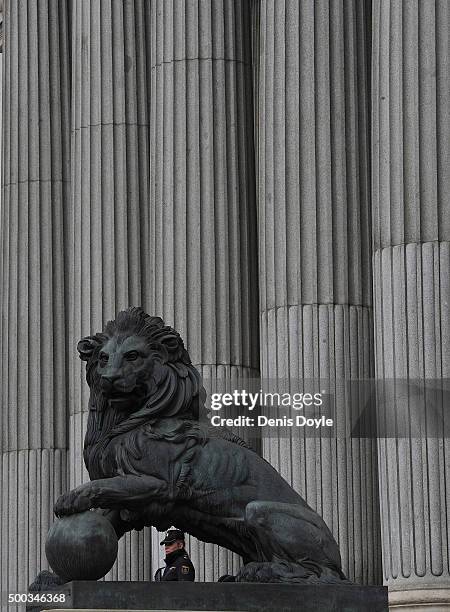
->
154, 529, 195, 582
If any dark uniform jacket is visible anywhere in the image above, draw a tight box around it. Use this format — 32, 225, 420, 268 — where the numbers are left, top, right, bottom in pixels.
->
154, 548, 195, 581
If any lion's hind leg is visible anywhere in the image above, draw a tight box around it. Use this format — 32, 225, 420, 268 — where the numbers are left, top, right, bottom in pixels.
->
236, 500, 346, 584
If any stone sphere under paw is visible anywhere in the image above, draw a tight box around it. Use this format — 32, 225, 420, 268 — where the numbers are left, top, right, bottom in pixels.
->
45, 511, 118, 581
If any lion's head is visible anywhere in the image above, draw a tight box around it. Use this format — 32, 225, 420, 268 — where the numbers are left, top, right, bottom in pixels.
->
79, 308, 208, 478
78, 307, 208, 420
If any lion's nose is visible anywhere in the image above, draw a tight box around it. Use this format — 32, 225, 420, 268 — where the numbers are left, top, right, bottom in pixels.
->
101, 374, 120, 385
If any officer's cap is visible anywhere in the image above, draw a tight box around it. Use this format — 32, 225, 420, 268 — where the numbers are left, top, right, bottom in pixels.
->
160, 529, 185, 545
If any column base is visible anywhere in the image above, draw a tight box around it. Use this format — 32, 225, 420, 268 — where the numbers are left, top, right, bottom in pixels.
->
389, 588, 450, 611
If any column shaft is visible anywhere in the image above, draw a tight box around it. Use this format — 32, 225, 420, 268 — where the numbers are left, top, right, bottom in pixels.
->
372, 0, 450, 608
149, 0, 259, 581
257, 0, 381, 583
0, 0, 70, 597
69, 0, 152, 581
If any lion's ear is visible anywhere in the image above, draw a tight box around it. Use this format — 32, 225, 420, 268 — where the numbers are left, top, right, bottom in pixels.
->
77, 333, 107, 361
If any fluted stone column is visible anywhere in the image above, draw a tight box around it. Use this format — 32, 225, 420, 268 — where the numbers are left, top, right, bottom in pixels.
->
69, 0, 152, 581
256, 0, 381, 584
0, 0, 70, 599
149, 0, 259, 581
372, 1, 450, 608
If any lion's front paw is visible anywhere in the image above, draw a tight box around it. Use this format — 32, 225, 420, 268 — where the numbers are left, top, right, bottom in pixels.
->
54, 486, 94, 517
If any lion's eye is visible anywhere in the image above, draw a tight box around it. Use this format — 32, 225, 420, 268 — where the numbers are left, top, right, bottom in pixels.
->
99, 352, 109, 363
124, 351, 139, 361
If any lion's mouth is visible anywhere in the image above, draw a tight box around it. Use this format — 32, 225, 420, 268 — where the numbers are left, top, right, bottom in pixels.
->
106, 388, 134, 397
102, 383, 148, 402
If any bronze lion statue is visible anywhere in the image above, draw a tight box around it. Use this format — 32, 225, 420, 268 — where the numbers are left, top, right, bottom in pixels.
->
54, 307, 346, 583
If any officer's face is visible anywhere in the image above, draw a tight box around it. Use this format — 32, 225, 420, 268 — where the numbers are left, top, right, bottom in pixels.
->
164, 539, 184, 555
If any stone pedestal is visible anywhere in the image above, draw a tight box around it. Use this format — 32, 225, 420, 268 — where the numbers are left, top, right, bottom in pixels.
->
33, 581, 388, 612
